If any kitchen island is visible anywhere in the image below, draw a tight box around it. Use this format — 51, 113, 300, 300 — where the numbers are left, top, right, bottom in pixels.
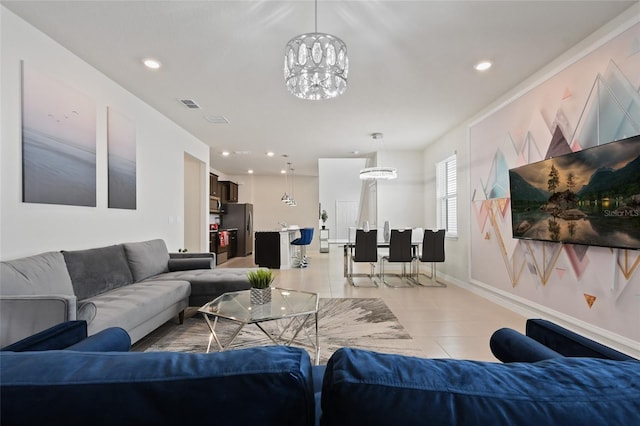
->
254, 229, 300, 269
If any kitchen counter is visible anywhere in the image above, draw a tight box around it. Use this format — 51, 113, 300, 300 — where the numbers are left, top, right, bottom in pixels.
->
254, 229, 299, 269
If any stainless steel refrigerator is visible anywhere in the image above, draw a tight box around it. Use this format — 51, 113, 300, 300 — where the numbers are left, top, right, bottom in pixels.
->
222, 203, 253, 256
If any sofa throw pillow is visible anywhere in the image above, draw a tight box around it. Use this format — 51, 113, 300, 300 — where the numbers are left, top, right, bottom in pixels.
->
63, 245, 134, 301
122, 239, 170, 282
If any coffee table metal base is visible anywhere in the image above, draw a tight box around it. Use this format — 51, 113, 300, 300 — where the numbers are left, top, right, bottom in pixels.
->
203, 312, 319, 364
199, 288, 320, 364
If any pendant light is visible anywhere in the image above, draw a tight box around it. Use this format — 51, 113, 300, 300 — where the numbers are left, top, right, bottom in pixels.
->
359, 133, 398, 180
281, 156, 292, 204
280, 159, 297, 206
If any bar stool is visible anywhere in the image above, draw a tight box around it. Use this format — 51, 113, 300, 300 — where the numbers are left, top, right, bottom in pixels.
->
291, 228, 314, 268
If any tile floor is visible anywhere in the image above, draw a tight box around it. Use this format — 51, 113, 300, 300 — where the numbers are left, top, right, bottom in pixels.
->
222, 245, 527, 362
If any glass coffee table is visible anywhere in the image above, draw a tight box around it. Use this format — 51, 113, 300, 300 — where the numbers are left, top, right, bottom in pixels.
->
198, 288, 320, 364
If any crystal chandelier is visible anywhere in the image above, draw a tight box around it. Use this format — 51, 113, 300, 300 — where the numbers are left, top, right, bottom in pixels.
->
284, 0, 348, 100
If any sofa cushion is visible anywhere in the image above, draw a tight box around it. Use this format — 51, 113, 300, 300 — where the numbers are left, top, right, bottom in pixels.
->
83, 280, 190, 337
123, 239, 170, 282
0, 252, 74, 296
148, 268, 253, 306
1, 346, 315, 426
63, 245, 134, 301
321, 348, 640, 426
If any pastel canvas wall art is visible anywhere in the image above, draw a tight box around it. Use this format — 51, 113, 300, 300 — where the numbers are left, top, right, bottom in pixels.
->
107, 107, 136, 209
21, 63, 96, 207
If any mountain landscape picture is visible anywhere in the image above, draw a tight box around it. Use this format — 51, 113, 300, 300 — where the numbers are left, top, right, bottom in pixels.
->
509, 135, 640, 250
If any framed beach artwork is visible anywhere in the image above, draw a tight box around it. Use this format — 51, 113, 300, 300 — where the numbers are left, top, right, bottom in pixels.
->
21, 63, 97, 207
107, 107, 136, 209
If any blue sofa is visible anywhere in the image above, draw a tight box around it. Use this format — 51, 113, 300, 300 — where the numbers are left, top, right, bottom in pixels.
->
1, 321, 319, 426
2, 320, 638, 426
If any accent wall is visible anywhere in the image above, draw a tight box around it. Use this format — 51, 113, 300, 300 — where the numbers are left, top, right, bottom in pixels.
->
423, 7, 639, 357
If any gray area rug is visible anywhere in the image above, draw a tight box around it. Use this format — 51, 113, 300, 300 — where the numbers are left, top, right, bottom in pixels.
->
134, 298, 424, 364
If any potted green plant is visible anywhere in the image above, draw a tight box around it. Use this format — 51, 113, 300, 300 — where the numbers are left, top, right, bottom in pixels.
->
247, 269, 274, 304
321, 210, 328, 229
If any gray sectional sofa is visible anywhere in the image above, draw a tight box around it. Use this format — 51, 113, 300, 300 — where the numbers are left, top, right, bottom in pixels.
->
0, 239, 256, 346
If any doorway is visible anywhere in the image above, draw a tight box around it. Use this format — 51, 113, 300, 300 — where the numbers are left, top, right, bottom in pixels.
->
183, 153, 206, 252
335, 200, 358, 243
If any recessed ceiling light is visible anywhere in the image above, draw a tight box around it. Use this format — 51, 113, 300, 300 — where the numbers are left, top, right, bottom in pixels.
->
143, 58, 161, 69
221, 151, 230, 156
267, 152, 275, 157
203, 115, 228, 124
281, 169, 286, 174
248, 169, 254, 174
474, 60, 492, 71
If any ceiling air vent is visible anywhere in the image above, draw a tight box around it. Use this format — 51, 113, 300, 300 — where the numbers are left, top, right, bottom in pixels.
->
179, 99, 200, 109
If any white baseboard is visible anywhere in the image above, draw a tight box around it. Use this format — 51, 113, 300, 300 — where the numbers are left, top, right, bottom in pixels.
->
438, 272, 640, 359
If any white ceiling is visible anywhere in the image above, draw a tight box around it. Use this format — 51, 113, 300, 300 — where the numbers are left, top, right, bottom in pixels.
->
3, 0, 636, 176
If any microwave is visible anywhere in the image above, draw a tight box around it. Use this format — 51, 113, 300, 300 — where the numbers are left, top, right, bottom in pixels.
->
209, 196, 222, 213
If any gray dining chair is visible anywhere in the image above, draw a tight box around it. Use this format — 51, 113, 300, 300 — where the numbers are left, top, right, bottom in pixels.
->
348, 229, 379, 287
415, 229, 447, 287
380, 229, 416, 287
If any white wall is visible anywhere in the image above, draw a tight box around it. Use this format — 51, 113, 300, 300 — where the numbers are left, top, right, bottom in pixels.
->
0, 8, 210, 259
377, 150, 425, 230
184, 154, 206, 252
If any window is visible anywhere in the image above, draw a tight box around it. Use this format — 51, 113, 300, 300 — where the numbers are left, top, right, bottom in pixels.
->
436, 154, 457, 236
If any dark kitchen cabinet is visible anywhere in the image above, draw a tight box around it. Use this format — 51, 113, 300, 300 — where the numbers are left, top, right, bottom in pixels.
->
220, 180, 238, 203
209, 173, 219, 197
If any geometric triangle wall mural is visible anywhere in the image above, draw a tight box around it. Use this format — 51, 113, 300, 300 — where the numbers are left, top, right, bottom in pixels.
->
584, 293, 597, 309
469, 23, 640, 343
